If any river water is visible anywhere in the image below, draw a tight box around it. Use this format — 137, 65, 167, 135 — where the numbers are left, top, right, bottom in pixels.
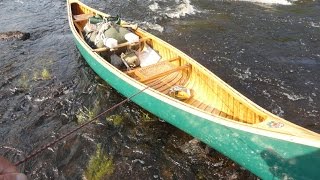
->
0, 0, 319, 179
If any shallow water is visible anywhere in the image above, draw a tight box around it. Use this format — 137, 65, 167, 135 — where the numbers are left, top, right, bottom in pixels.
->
0, 0, 319, 179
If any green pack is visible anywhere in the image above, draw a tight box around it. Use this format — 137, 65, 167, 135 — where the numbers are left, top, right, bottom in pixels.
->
89, 15, 103, 24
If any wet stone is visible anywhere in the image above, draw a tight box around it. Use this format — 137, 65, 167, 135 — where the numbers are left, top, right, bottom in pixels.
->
0, 31, 30, 41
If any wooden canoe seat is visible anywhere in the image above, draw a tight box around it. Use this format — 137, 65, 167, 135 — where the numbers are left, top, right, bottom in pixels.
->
126, 58, 191, 83
73, 13, 94, 22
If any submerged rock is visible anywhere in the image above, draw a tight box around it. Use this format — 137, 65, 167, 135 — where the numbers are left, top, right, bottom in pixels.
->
0, 31, 30, 41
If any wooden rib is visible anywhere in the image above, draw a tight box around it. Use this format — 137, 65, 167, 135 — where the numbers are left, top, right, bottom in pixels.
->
196, 75, 209, 110
219, 89, 228, 117
198, 103, 208, 111
149, 73, 180, 90
156, 73, 183, 92
233, 100, 240, 122
229, 95, 235, 119
204, 101, 216, 113
177, 71, 190, 86
144, 68, 190, 100
212, 108, 221, 116
216, 86, 223, 113
145, 70, 181, 88
243, 107, 248, 123
148, 71, 190, 96
145, 76, 166, 87
162, 72, 189, 94
247, 110, 253, 124
239, 103, 244, 123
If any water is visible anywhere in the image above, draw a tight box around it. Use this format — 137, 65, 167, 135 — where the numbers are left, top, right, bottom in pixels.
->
0, 0, 319, 179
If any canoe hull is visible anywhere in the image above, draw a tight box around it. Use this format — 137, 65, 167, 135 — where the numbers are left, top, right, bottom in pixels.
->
73, 36, 320, 180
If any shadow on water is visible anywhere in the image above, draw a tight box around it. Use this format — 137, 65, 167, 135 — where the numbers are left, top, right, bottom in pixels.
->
261, 149, 320, 180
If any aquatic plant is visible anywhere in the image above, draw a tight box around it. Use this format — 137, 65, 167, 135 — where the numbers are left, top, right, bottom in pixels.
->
76, 101, 100, 124
76, 107, 92, 124
84, 144, 114, 180
32, 68, 52, 80
41, 68, 51, 80
141, 110, 155, 122
106, 114, 124, 126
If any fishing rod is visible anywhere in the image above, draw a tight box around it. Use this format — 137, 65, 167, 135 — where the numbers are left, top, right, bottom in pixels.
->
14, 86, 149, 166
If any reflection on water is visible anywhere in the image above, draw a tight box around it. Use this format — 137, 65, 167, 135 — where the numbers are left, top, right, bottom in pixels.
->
0, 0, 319, 179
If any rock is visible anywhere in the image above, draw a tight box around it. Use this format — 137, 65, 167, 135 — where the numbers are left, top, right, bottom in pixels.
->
0, 31, 30, 41
180, 138, 206, 155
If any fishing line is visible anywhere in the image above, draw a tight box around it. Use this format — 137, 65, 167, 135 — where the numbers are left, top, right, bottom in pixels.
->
14, 86, 149, 166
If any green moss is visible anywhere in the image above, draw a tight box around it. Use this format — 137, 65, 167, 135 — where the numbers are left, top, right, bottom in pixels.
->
196, 171, 206, 180
106, 114, 124, 126
76, 107, 94, 124
141, 110, 155, 122
84, 144, 114, 180
41, 68, 51, 80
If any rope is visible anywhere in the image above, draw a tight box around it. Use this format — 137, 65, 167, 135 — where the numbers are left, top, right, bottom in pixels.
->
14, 86, 149, 166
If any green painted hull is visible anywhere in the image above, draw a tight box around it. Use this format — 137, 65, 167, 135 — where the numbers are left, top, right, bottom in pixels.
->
73, 37, 320, 180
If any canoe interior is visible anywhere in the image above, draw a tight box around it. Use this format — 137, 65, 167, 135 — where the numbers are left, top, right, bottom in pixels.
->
70, 2, 268, 124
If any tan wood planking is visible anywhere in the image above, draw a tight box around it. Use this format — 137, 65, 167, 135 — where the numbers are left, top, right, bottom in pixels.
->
157, 73, 183, 92
151, 73, 181, 91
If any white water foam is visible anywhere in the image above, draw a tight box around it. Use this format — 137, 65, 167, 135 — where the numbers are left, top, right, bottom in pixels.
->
165, 0, 197, 18
148, 2, 159, 11
140, 21, 164, 32
310, 22, 320, 28
282, 92, 306, 101
148, 0, 198, 19
233, 0, 295, 5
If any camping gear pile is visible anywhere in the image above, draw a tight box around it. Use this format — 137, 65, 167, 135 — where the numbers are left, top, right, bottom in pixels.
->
83, 15, 139, 49
83, 15, 139, 68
